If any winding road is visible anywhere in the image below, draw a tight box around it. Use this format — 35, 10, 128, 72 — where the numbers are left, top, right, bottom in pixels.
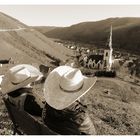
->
0, 27, 26, 32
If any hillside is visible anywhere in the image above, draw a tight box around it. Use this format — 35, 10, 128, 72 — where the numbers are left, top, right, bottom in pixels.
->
41, 17, 140, 54
81, 78, 140, 135
0, 12, 76, 68
1, 75, 140, 135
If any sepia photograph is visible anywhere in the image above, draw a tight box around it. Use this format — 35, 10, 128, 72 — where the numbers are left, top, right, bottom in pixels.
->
0, 4, 140, 135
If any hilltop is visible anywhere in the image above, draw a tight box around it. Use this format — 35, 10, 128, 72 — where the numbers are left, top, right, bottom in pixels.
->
0, 12, 26, 29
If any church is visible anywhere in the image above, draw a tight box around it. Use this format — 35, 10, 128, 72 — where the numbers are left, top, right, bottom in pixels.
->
80, 49, 111, 70
79, 26, 113, 71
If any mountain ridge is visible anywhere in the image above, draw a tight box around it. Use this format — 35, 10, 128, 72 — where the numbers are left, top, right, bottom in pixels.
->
37, 17, 140, 54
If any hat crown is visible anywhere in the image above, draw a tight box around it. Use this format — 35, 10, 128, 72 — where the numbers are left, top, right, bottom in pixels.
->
9, 67, 31, 84
59, 69, 84, 92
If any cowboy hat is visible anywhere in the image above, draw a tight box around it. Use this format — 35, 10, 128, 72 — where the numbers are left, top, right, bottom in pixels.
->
44, 65, 97, 110
1, 64, 43, 94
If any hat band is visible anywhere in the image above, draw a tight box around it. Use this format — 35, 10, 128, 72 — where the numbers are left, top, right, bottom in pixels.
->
59, 82, 84, 93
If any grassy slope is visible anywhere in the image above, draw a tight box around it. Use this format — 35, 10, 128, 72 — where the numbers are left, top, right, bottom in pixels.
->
0, 12, 76, 65
81, 78, 140, 135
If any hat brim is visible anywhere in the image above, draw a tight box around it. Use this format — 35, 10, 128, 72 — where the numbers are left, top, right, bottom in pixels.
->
44, 66, 97, 110
1, 75, 38, 94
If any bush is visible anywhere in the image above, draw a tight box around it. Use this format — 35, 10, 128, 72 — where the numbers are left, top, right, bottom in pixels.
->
95, 70, 116, 77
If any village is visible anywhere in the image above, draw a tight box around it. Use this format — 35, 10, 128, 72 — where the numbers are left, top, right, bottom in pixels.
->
53, 27, 140, 82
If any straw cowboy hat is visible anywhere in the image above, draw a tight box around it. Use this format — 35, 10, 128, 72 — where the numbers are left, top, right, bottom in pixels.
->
44, 66, 97, 110
1, 64, 43, 94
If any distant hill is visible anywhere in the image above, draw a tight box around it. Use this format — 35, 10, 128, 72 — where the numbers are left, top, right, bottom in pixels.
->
40, 18, 140, 54
32, 26, 57, 34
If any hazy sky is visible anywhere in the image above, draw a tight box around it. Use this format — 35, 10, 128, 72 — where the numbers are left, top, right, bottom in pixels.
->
0, 5, 140, 27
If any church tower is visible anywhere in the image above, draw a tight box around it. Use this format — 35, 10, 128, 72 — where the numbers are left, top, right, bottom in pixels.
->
103, 25, 113, 70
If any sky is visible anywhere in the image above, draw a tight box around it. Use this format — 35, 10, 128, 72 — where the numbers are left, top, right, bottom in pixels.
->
0, 5, 140, 27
